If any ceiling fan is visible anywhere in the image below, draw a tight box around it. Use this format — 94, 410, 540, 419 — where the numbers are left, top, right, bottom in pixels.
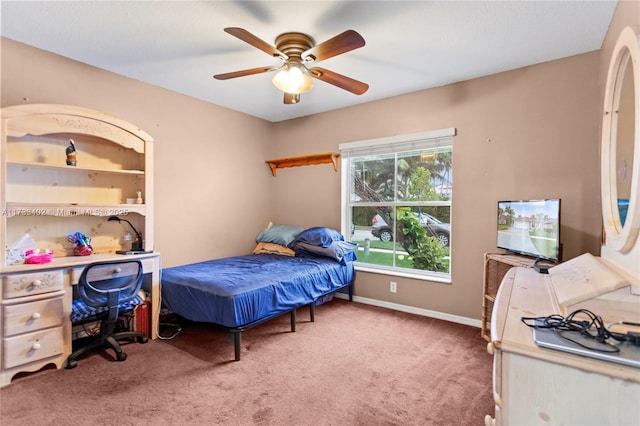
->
213, 27, 369, 104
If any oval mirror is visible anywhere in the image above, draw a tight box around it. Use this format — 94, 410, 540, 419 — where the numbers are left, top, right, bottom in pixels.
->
601, 27, 640, 253
616, 48, 634, 228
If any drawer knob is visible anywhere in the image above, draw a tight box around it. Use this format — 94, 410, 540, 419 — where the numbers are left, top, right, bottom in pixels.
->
31, 312, 41, 320
487, 342, 494, 355
114, 267, 122, 273
487, 340, 502, 355
31, 342, 41, 351
32, 279, 43, 288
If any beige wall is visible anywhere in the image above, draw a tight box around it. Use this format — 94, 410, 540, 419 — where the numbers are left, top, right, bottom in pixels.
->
272, 52, 602, 320
1, 14, 612, 320
1, 38, 276, 267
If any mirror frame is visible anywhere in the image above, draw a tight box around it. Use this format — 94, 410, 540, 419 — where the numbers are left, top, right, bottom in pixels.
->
601, 26, 640, 253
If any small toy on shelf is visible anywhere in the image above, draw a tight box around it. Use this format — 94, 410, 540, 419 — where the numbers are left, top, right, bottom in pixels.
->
67, 231, 93, 256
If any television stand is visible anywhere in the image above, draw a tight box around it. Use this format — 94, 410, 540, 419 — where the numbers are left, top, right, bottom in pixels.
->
481, 253, 554, 341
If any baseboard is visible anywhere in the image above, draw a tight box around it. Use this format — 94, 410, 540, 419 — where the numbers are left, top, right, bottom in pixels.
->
333, 292, 481, 328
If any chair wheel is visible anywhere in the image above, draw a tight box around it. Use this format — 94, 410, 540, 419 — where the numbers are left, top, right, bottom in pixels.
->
137, 336, 149, 344
116, 351, 127, 362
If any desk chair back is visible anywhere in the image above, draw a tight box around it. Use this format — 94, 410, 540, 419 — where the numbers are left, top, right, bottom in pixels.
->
77, 260, 143, 322
66, 259, 147, 368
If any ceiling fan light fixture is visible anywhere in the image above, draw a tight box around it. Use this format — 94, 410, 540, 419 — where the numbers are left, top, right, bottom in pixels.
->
216, 28, 367, 104
272, 62, 314, 94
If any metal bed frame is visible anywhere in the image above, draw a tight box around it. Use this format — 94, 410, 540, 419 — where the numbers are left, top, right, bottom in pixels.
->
223, 279, 354, 361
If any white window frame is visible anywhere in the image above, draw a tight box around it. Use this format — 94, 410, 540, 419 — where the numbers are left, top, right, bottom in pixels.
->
340, 128, 456, 282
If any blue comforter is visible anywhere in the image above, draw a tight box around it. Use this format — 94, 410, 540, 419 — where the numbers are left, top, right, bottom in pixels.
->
161, 253, 354, 328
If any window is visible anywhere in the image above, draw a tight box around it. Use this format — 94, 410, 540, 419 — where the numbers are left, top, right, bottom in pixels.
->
340, 128, 455, 281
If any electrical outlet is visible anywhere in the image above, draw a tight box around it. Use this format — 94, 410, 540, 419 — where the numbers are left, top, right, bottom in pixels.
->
390, 281, 397, 293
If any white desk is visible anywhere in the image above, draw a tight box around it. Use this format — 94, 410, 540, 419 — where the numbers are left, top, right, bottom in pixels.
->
0, 252, 160, 387
485, 267, 640, 425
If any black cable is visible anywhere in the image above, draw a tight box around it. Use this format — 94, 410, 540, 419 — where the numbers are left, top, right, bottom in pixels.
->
556, 330, 619, 353
521, 309, 621, 353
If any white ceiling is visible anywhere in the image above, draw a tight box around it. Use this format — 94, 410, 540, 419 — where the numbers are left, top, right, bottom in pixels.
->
1, 1, 617, 122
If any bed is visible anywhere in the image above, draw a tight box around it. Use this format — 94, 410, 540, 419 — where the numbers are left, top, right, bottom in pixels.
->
161, 226, 356, 360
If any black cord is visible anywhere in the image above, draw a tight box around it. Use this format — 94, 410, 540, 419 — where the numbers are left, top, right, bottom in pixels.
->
521, 309, 621, 353
556, 330, 619, 353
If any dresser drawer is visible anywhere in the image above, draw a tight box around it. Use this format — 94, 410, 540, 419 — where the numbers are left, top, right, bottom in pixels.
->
2, 270, 64, 299
3, 297, 64, 337
2, 326, 64, 369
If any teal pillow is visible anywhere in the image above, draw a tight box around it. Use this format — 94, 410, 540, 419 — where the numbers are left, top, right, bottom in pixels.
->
256, 225, 305, 247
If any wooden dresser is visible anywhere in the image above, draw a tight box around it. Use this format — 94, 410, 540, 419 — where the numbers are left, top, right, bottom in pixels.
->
485, 267, 640, 425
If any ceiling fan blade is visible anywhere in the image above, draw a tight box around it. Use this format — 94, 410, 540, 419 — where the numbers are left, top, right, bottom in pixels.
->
309, 67, 369, 95
224, 27, 287, 60
302, 30, 365, 63
213, 66, 273, 80
284, 93, 301, 104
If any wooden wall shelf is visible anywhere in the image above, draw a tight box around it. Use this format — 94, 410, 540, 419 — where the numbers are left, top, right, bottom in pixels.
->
265, 152, 340, 176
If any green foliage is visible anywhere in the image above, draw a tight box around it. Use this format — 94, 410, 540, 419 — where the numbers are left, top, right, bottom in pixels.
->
406, 167, 438, 201
502, 205, 515, 226
352, 206, 377, 227
396, 208, 448, 272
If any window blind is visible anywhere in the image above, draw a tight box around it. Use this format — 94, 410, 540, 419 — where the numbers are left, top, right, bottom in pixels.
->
339, 128, 456, 158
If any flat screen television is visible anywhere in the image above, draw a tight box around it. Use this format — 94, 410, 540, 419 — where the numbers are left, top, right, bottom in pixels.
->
497, 199, 561, 262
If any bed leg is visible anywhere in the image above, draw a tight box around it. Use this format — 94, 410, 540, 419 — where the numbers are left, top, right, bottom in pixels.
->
309, 303, 315, 322
232, 330, 241, 361
349, 282, 354, 301
290, 310, 296, 332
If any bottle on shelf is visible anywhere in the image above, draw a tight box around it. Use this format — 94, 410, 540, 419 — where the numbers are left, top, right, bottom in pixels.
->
65, 140, 76, 166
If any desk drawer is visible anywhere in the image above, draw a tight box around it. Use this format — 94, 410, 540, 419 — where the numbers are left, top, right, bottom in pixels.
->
2, 326, 64, 369
2, 270, 64, 299
70, 258, 155, 284
3, 297, 64, 337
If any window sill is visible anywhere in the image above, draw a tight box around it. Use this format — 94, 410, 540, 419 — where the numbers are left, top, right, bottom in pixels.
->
354, 264, 452, 284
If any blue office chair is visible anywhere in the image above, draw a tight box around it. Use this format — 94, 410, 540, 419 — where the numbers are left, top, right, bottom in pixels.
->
66, 260, 148, 369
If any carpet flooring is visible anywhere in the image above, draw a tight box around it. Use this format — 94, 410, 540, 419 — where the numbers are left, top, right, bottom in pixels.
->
1, 299, 494, 425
